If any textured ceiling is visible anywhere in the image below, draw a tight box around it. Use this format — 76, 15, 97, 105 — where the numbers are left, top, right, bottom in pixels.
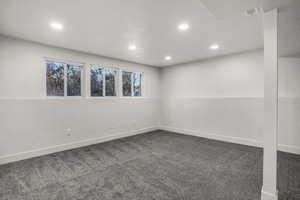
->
0, 0, 264, 67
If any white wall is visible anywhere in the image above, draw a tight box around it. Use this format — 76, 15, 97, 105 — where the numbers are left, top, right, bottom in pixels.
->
1, 35, 300, 164
278, 57, 300, 153
161, 50, 300, 154
0, 35, 161, 163
162, 50, 264, 98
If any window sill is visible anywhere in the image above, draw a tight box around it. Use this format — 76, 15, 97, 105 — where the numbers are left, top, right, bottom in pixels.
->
119, 96, 145, 99
46, 96, 85, 99
86, 96, 119, 100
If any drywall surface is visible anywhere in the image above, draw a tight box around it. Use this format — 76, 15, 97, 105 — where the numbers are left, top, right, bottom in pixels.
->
278, 57, 300, 152
0, 35, 161, 163
161, 50, 300, 154
1, 36, 300, 164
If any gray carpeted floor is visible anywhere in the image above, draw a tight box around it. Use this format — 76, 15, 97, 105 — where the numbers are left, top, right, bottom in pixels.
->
0, 130, 299, 200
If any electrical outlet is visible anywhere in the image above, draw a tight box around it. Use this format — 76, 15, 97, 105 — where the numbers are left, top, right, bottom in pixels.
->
65, 128, 72, 136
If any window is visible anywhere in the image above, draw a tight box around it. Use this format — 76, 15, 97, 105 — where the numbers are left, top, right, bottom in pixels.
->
46, 62, 64, 96
46, 61, 82, 96
122, 71, 132, 96
122, 71, 142, 97
67, 65, 81, 96
46, 61, 143, 98
104, 69, 117, 96
133, 72, 142, 96
90, 67, 103, 97
90, 66, 117, 97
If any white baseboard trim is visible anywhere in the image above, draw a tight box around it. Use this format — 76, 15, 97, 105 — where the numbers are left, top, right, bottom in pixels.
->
0, 126, 159, 165
1, 126, 299, 165
160, 126, 300, 155
261, 188, 278, 200
160, 126, 263, 148
278, 144, 300, 155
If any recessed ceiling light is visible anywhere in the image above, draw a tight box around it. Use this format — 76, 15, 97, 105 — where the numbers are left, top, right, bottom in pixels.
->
128, 44, 137, 51
210, 44, 220, 50
50, 22, 63, 31
165, 56, 172, 61
244, 8, 259, 17
178, 23, 189, 31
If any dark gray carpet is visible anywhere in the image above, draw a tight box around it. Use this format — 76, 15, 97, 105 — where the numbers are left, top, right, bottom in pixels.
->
0, 130, 299, 200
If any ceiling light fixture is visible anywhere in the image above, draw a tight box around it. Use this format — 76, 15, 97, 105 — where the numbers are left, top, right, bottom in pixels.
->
210, 44, 220, 50
178, 23, 189, 31
50, 22, 63, 31
165, 56, 172, 61
128, 44, 137, 51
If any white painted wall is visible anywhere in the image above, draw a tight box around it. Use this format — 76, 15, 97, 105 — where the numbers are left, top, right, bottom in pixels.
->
1, 35, 299, 164
0, 35, 161, 163
278, 57, 300, 153
161, 50, 264, 98
161, 50, 300, 154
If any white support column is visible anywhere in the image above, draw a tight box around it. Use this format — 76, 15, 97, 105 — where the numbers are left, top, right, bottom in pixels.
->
261, 8, 278, 200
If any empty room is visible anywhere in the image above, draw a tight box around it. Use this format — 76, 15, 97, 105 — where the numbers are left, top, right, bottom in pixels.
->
0, 0, 300, 199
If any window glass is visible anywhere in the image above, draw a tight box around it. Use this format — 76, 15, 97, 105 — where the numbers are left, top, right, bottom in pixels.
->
122, 71, 132, 96
46, 61, 64, 96
105, 69, 116, 96
90, 67, 103, 96
133, 72, 142, 96
67, 65, 81, 96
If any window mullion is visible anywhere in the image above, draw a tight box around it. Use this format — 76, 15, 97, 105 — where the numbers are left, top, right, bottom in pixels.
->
103, 68, 106, 97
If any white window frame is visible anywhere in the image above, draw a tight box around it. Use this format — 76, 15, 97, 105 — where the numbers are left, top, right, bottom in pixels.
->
45, 58, 85, 98
88, 65, 119, 98
121, 70, 144, 97
45, 59, 145, 99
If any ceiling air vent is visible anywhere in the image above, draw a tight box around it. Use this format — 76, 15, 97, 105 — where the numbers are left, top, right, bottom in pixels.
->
244, 7, 260, 16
